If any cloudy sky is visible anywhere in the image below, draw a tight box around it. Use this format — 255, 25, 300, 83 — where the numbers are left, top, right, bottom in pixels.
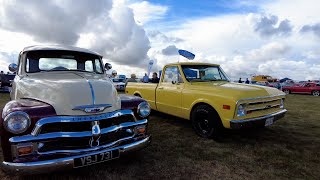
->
0, 0, 319, 80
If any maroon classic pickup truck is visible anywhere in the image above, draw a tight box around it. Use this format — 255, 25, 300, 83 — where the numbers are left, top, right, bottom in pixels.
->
282, 82, 320, 96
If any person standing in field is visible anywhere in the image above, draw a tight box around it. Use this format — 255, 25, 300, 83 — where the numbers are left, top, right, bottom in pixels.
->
245, 78, 250, 84
142, 73, 149, 83
125, 74, 138, 86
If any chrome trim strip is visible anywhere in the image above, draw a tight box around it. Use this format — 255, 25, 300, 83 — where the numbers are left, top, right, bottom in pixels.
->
12, 119, 147, 143
247, 98, 281, 105
246, 104, 280, 111
230, 109, 287, 123
87, 79, 95, 105
38, 135, 136, 155
236, 95, 284, 104
1, 136, 151, 174
31, 109, 135, 136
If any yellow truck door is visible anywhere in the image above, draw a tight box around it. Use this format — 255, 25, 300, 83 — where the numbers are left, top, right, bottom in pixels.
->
156, 65, 184, 117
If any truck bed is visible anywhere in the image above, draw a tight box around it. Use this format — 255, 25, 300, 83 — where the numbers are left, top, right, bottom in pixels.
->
125, 82, 158, 110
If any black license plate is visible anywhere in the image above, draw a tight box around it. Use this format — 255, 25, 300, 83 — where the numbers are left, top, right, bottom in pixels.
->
74, 149, 120, 168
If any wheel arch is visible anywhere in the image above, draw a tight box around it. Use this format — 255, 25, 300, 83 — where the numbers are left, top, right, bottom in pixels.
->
133, 91, 142, 97
189, 101, 221, 120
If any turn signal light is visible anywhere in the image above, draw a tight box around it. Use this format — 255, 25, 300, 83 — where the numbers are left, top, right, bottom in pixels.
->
135, 126, 146, 134
18, 146, 33, 156
223, 105, 231, 110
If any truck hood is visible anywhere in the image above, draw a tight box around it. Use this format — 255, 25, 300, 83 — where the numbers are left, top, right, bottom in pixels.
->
14, 72, 121, 115
190, 81, 285, 100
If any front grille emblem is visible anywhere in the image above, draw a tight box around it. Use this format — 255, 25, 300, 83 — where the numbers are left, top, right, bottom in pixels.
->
89, 121, 101, 147
73, 104, 112, 113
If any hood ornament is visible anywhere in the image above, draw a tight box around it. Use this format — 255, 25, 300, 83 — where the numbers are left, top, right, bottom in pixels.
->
73, 104, 112, 113
90, 121, 101, 147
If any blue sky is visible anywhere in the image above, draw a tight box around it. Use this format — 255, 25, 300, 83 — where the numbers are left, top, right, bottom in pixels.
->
148, 0, 262, 19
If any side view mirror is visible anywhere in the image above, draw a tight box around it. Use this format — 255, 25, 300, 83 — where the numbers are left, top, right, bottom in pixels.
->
8, 63, 17, 72
105, 63, 112, 70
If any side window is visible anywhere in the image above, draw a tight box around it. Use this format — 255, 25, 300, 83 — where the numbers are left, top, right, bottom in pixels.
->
163, 66, 181, 83
85, 61, 93, 72
94, 59, 103, 74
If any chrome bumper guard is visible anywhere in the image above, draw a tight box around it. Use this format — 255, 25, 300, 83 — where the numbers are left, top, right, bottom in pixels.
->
1, 136, 151, 174
230, 109, 287, 129
1, 109, 151, 174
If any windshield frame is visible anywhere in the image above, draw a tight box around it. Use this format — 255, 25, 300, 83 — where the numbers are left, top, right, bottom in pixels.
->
181, 64, 230, 82
24, 50, 105, 74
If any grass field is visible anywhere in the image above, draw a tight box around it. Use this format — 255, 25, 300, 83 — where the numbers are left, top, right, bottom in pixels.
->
0, 92, 319, 179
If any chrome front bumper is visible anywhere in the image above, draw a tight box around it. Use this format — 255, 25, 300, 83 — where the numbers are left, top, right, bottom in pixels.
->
1, 136, 151, 174
230, 109, 287, 129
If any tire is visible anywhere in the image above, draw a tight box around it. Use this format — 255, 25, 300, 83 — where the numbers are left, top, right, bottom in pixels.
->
134, 93, 141, 98
191, 105, 224, 139
312, 90, 320, 96
283, 89, 290, 95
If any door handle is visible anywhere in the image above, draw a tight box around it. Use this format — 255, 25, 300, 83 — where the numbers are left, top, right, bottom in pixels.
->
158, 87, 164, 89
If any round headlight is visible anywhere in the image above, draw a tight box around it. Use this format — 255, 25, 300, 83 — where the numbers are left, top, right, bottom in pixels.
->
137, 102, 151, 118
4, 111, 31, 134
237, 104, 246, 117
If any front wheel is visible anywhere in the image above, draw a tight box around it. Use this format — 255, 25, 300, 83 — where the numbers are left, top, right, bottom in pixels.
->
312, 90, 320, 96
283, 89, 290, 95
191, 105, 223, 139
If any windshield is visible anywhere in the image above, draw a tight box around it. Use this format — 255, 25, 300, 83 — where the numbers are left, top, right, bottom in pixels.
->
112, 78, 125, 83
181, 65, 230, 82
25, 50, 104, 74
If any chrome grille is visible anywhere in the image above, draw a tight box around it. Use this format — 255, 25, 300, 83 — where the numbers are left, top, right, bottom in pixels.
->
246, 99, 281, 113
39, 114, 135, 134
37, 129, 133, 152
32, 110, 136, 136
235, 95, 285, 118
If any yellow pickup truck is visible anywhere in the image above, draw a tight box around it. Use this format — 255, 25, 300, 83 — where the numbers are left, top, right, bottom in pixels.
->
126, 62, 287, 138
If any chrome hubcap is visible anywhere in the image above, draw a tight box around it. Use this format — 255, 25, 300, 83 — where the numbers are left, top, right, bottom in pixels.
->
313, 91, 319, 96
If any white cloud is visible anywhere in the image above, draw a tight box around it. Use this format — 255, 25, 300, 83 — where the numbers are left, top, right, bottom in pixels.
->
251, 14, 293, 37
141, 0, 320, 81
0, 0, 150, 70
129, 1, 168, 25
263, 0, 320, 26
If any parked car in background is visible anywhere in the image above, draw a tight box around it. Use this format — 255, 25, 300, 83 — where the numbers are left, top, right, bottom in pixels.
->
126, 62, 287, 139
112, 78, 126, 91
118, 74, 126, 79
0, 45, 151, 174
0, 74, 15, 92
251, 75, 277, 83
254, 81, 274, 87
282, 82, 320, 96
281, 82, 295, 87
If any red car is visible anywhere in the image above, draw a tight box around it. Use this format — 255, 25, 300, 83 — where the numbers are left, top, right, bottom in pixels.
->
282, 82, 320, 96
